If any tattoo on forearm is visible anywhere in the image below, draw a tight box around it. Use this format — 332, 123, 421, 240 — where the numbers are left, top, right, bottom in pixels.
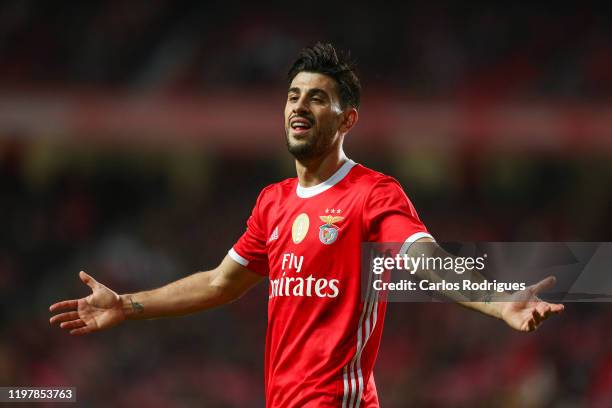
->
129, 297, 144, 314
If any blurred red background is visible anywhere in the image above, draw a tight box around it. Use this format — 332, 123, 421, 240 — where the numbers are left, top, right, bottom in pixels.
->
1, 2, 611, 407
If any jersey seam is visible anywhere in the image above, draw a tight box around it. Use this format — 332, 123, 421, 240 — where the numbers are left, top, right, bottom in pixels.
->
361, 176, 386, 240
257, 184, 276, 240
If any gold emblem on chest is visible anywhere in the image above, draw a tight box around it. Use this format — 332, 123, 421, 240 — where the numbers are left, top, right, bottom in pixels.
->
291, 213, 310, 244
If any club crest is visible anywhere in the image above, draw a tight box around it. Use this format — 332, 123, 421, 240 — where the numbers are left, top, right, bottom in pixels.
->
319, 215, 344, 245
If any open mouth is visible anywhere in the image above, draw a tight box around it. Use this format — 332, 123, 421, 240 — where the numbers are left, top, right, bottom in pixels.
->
290, 118, 312, 132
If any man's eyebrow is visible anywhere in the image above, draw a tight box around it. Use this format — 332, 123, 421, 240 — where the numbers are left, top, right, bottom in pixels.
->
287, 87, 329, 98
308, 88, 329, 98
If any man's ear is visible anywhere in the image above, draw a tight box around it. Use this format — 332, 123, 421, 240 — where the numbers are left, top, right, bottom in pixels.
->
339, 108, 358, 133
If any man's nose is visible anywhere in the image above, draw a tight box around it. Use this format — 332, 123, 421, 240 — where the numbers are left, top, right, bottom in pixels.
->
293, 97, 309, 114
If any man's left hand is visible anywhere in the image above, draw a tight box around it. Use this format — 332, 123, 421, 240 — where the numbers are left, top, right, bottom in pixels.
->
500, 276, 564, 332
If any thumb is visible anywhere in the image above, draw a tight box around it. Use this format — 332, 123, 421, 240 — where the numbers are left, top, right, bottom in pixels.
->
531, 275, 556, 295
79, 271, 98, 290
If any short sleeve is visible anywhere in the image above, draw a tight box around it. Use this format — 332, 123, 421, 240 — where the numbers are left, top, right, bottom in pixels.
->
228, 188, 270, 276
363, 177, 433, 244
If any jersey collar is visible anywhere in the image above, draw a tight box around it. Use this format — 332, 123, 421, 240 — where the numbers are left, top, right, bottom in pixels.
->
296, 159, 357, 198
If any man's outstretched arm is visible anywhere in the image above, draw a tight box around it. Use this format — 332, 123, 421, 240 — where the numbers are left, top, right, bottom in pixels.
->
49, 255, 264, 335
410, 237, 564, 332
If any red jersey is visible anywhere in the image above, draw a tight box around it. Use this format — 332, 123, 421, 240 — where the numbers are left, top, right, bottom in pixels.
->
229, 160, 431, 407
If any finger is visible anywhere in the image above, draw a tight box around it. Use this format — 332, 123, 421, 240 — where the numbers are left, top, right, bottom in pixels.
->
536, 302, 551, 318
79, 271, 98, 290
530, 276, 556, 295
50, 311, 80, 325
60, 319, 86, 330
550, 303, 564, 313
49, 299, 78, 312
527, 317, 535, 332
70, 326, 93, 336
532, 309, 542, 326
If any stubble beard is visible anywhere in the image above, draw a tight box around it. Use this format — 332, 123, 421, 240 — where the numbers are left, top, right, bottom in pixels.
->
285, 126, 334, 162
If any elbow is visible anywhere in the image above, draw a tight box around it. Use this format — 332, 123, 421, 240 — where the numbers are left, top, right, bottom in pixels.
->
210, 283, 242, 305
208, 271, 245, 306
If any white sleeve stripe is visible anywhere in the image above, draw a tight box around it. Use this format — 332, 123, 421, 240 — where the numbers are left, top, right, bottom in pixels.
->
399, 232, 435, 255
228, 248, 249, 266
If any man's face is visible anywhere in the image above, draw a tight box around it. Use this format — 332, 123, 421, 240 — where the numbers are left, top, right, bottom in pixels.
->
284, 71, 345, 161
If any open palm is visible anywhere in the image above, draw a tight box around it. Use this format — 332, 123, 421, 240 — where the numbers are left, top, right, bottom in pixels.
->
49, 271, 125, 335
500, 276, 564, 332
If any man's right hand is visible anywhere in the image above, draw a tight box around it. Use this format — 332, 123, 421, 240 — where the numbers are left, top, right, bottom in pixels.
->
50, 271, 125, 335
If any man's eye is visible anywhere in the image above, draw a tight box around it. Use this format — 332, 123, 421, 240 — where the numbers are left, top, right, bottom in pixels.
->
312, 98, 323, 103
288, 96, 298, 102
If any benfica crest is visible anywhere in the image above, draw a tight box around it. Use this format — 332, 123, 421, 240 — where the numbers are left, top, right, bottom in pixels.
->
319, 215, 344, 245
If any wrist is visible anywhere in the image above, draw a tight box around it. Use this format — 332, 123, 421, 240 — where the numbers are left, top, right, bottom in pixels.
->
495, 293, 514, 320
121, 294, 145, 320
483, 292, 512, 320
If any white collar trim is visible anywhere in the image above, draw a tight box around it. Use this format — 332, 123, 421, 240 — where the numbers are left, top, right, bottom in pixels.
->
296, 159, 357, 198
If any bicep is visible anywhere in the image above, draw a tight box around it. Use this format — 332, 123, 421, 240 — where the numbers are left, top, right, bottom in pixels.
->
210, 255, 265, 300
405, 236, 436, 258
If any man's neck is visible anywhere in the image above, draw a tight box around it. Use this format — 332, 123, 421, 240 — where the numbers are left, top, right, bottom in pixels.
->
295, 149, 348, 188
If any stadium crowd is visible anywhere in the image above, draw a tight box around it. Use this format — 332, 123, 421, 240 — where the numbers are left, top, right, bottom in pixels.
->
1, 2, 611, 101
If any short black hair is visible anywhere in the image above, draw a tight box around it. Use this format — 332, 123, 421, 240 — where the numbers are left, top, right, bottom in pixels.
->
287, 42, 361, 110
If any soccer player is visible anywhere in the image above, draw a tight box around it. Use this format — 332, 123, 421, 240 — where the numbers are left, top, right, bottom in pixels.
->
49, 43, 564, 407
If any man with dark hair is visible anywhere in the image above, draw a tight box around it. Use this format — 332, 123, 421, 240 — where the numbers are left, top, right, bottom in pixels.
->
288, 42, 361, 109
50, 43, 563, 407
